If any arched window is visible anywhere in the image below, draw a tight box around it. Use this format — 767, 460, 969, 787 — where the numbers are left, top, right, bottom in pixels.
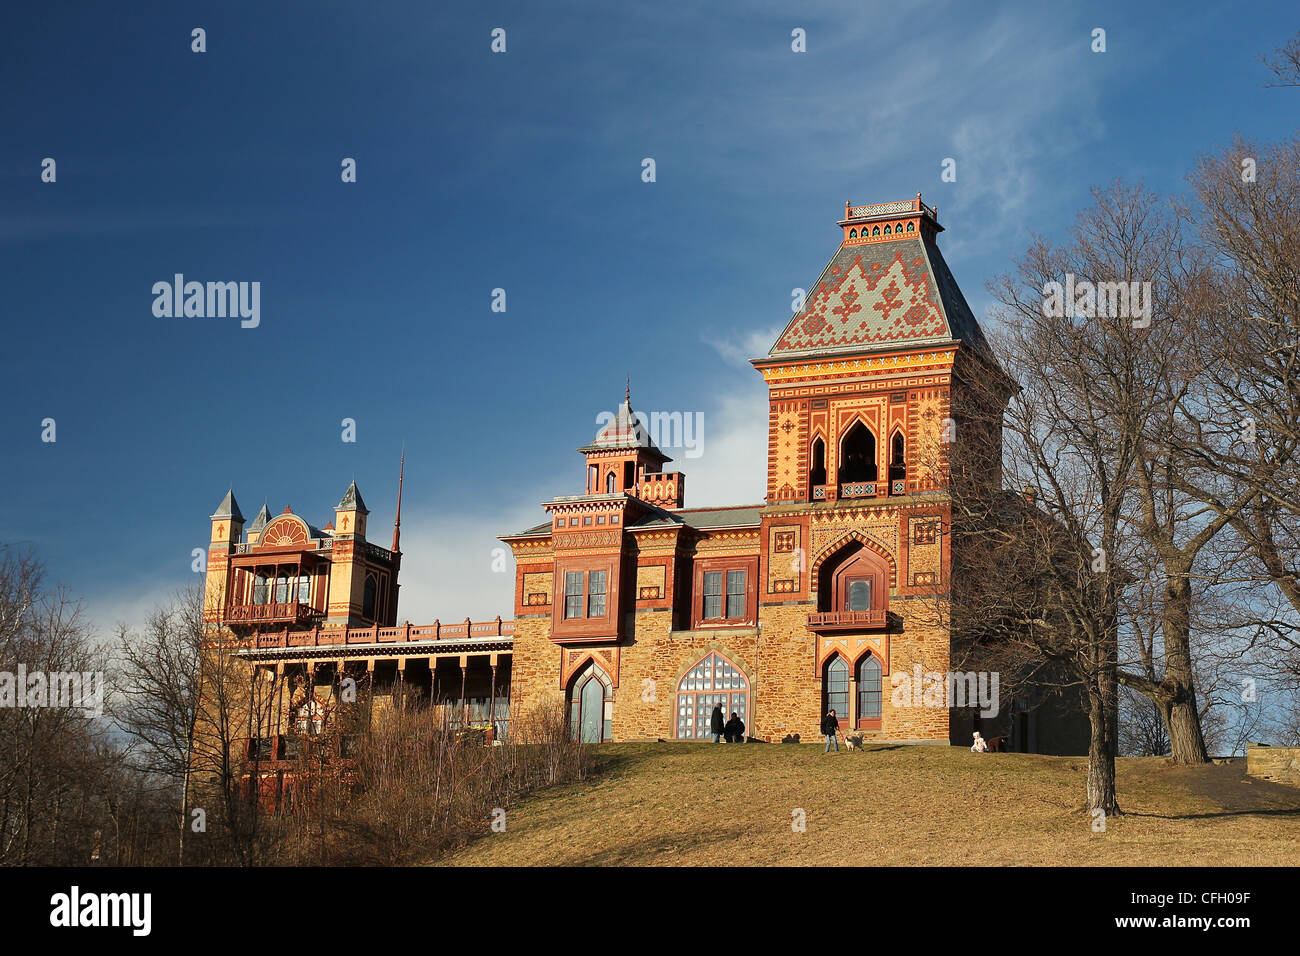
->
857, 655, 882, 725
363, 573, 377, 620
816, 541, 889, 615
883, 224, 891, 234
824, 656, 849, 722
895, 222, 903, 233
889, 430, 906, 483
849, 228, 857, 238
838, 420, 878, 485
907, 222, 915, 232
675, 652, 749, 739
606, 471, 616, 494
569, 662, 612, 742
809, 435, 827, 490
872, 226, 881, 236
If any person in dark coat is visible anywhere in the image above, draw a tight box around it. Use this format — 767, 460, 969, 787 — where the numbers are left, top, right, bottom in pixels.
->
724, 712, 745, 743
710, 704, 725, 743
821, 709, 840, 753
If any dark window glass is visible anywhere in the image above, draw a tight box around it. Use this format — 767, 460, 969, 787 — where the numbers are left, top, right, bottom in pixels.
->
363, 574, 377, 619
564, 571, 583, 619
826, 658, 850, 718
726, 569, 745, 619
703, 571, 723, 619
858, 656, 882, 719
587, 570, 607, 617
847, 578, 871, 612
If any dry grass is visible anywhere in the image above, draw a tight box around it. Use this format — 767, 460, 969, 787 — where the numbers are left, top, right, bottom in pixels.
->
437, 742, 1300, 866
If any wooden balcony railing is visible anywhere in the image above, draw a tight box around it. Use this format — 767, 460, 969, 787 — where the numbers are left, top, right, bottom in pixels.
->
806, 609, 888, 631
249, 617, 515, 650
225, 602, 318, 625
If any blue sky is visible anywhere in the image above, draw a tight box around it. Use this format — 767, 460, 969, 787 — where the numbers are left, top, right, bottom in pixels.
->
1, 0, 1296, 630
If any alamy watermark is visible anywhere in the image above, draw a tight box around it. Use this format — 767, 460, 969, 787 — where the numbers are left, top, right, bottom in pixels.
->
890, 665, 1000, 717
152, 274, 260, 328
1042, 273, 1152, 328
594, 409, 704, 459
0, 666, 105, 718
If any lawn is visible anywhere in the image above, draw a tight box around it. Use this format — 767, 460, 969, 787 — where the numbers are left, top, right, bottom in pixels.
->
438, 742, 1300, 866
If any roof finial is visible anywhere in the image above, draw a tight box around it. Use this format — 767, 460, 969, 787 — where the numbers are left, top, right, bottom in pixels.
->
392, 445, 405, 553
625, 376, 631, 406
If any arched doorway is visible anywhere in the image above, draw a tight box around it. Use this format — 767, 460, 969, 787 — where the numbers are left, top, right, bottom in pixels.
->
568, 661, 612, 742
675, 652, 749, 739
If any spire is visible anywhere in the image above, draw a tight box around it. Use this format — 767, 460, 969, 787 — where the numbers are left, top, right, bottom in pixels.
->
391, 449, 405, 553
211, 489, 244, 522
336, 480, 369, 515
248, 502, 272, 533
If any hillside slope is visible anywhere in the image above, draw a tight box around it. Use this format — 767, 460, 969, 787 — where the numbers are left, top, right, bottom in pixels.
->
438, 742, 1300, 866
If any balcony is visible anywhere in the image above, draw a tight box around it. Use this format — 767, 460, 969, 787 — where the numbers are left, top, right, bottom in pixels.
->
225, 602, 318, 626
806, 609, 887, 632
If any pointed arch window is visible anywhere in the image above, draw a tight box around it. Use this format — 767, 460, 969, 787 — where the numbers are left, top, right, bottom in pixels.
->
849, 228, 857, 238
858, 655, 883, 725
889, 430, 906, 483
606, 472, 616, 494
675, 652, 749, 739
824, 656, 850, 721
809, 435, 827, 492
838, 420, 878, 484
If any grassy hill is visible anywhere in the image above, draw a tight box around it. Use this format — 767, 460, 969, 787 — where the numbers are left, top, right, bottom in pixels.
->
439, 742, 1300, 866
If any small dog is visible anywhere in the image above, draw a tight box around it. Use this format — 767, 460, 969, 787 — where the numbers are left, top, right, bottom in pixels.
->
986, 735, 1008, 753
845, 734, 864, 750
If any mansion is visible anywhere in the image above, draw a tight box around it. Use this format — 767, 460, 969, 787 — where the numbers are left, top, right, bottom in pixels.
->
200, 195, 1086, 763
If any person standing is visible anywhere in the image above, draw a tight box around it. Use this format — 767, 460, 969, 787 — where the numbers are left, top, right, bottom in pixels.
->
710, 703, 725, 744
821, 709, 840, 753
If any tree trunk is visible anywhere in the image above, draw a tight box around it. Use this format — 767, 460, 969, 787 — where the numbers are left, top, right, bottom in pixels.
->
1162, 579, 1209, 764
1085, 684, 1121, 814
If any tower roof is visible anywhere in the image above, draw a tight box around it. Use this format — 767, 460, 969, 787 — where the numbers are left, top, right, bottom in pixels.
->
248, 503, 272, 533
765, 196, 991, 361
577, 390, 670, 462
336, 481, 369, 514
211, 489, 244, 522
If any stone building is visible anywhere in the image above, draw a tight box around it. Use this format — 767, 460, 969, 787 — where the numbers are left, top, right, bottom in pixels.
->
199, 195, 1086, 766
503, 196, 1082, 749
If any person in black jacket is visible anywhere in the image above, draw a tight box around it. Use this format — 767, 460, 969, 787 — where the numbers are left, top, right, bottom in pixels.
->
724, 712, 745, 743
821, 709, 840, 752
710, 704, 725, 743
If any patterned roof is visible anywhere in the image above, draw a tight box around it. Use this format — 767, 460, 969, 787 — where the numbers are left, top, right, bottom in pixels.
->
577, 394, 670, 462
768, 228, 989, 359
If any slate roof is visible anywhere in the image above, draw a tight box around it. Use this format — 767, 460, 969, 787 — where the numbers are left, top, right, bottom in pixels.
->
211, 490, 244, 522
336, 481, 369, 514
248, 503, 272, 533
627, 505, 764, 531
767, 218, 990, 360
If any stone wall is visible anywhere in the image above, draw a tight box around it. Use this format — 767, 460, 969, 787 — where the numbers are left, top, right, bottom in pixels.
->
1246, 744, 1300, 785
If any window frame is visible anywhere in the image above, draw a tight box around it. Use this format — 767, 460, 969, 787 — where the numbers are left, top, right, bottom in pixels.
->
691, 557, 758, 628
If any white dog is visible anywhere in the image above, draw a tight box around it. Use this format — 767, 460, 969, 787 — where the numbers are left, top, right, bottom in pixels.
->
971, 731, 988, 753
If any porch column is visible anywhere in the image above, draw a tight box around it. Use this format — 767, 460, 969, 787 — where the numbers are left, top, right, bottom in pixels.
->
488, 653, 498, 727
459, 654, 469, 727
